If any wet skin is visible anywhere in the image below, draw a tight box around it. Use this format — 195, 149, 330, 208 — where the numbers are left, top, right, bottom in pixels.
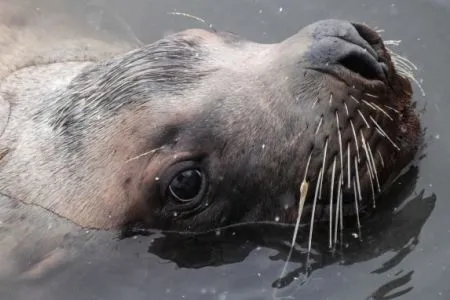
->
0, 3, 420, 280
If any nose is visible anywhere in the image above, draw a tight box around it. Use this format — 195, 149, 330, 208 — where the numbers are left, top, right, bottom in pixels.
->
303, 19, 389, 81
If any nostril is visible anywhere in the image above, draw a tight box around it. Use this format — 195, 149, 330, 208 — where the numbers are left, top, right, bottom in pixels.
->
339, 51, 385, 81
351, 23, 384, 56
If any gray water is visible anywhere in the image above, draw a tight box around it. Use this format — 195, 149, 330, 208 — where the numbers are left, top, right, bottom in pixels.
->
3, 0, 450, 299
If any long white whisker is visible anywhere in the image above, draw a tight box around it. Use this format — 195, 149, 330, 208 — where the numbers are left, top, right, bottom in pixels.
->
350, 120, 360, 162
336, 112, 344, 185
362, 99, 377, 111
360, 131, 374, 180
353, 178, 362, 240
370, 103, 394, 121
358, 109, 371, 128
354, 156, 362, 201
275, 180, 309, 293
366, 161, 376, 208
338, 174, 344, 245
364, 93, 378, 99
329, 157, 336, 249
333, 174, 343, 249
383, 105, 400, 114
126, 146, 165, 162
370, 116, 400, 150
308, 168, 323, 256
319, 139, 328, 199
367, 143, 381, 192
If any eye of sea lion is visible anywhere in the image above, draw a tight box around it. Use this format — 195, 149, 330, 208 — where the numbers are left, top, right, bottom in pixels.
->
161, 161, 208, 205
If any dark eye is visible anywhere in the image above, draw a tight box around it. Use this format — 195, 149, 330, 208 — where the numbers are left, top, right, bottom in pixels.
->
168, 169, 204, 203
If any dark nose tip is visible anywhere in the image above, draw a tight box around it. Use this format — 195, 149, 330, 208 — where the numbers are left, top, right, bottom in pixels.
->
305, 19, 389, 81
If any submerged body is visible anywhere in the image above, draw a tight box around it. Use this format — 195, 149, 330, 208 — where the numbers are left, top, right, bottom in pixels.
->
0, 0, 420, 280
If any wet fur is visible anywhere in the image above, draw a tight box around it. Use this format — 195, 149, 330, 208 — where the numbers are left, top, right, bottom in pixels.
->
0, 0, 420, 281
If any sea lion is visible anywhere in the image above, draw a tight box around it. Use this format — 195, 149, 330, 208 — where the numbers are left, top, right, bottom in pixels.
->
0, 1, 420, 279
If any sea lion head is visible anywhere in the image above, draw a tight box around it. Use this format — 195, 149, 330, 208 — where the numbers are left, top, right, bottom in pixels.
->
3, 19, 420, 232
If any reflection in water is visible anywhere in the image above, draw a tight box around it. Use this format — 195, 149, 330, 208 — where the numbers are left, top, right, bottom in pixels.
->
368, 271, 414, 300
140, 166, 435, 298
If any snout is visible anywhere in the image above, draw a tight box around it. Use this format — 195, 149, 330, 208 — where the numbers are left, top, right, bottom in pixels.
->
299, 19, 391, 82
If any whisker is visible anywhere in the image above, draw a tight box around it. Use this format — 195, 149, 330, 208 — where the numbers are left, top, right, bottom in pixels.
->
361, 99, 377, 111
364, 93, 378, 99
333, 174, 341, 249
388, 48, 418, 71
370, 103, 394, 121
344, 103, 350, 116
303, 152, 313, 182
338, 174, 344, 246
366, 143, 381, 192
329, 157, 337, 249
366, 161, 376, 208
387, 48, 426, 96
360, 131, 374, 180
334, 173, 343, 251
329, 94, 333, 105
377, 150, 385, 167
126, 146, 165, 162
275, 180, 310, 291
336, 112, 344, 185
357, 109, 371, 128
354, 157, 362, 201
312, 98, 319, 108
370, 116, 400, 150
353, 178, 362, 241
315, 115, 323, 135
350, 95, 360, 104
308, 168, 323, 256
168, 12, 207, 25
383, 105, 400, 114
350, 120, 361, 162
319, 139, 329, 199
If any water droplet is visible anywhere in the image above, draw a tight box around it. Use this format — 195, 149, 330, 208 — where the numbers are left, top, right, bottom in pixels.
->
279, 7, 283, 12
173, 212, 178, 217
155, 177, 160, 181
274, 216, 280, 222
